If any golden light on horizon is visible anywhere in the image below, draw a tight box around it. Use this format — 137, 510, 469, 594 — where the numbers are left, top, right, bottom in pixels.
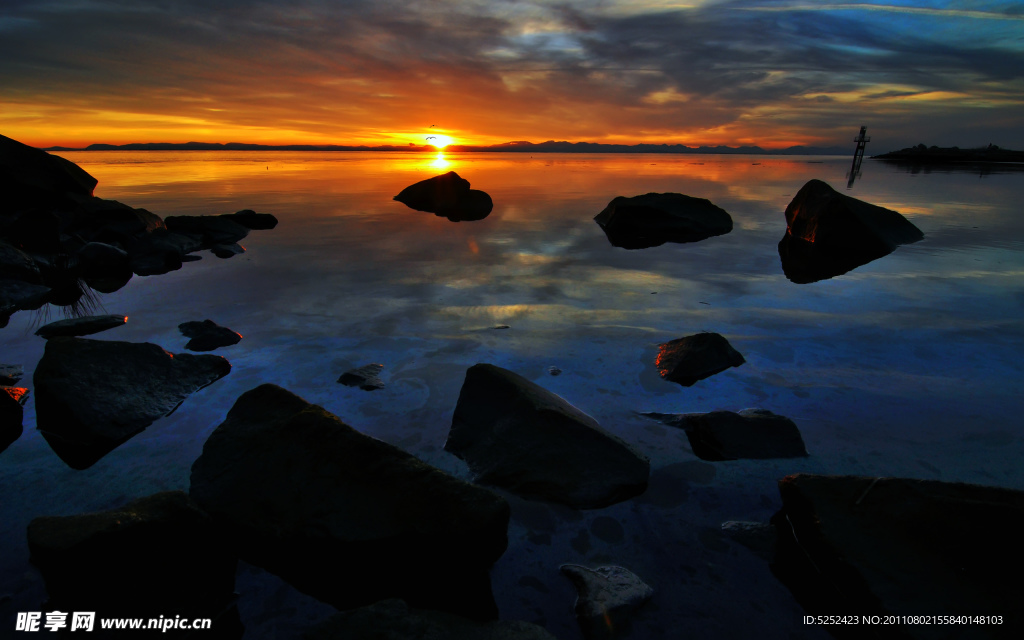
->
426, 134, 453, 149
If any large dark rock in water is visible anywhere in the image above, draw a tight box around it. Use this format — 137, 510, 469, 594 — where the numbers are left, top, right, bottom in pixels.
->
394, 171, 493, 221
1, 133, 97, 212
655, 332, 745, 386
594, 192, 733, 249
642, 409, 807, 461
780, 179, 923, 283
304, 598, 559, 640
33, 337, 230, 469
1, 386, 28, 453
189, 384, 510, 620
221, 209, 278, 230
178, 319, 242, 351
35, 314, 127, 339
445, 364, 650, 509
560, 564, 654, 640
27, 491, 239, 632
772, 475, 1024, 639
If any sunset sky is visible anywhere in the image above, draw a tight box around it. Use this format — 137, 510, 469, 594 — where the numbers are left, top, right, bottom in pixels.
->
2, 0, 1022, 150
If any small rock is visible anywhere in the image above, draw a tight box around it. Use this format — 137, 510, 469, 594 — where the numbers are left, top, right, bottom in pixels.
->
560, 564, 653, 639
642, 408, 807, 461
594, 192, 733, 249
35, 314, 127, 339
493, 324, 510, 330
178, 319, 242, 351
0, 364, 23, 385
655, 332, 744, 386
210, 243, 245, 258
394, 171, 493, 222
548, 366, 562, 376
221, 209, 278, 230
720, 521, 775, 560
337, 363, 385, 390
164, 215, 250, 245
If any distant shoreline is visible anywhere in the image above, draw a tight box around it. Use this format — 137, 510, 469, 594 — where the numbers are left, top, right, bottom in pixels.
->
873, 144, 1024, 164
42, 140, 850, 155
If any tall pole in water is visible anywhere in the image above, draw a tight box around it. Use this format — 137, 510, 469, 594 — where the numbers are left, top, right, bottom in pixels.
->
847, 126, 870, 188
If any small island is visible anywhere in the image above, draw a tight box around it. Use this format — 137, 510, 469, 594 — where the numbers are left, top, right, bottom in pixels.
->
874, 143, 1024, 164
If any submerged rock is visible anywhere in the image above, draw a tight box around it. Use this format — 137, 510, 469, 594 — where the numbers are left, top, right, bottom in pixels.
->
27, 491, 238, 624
189, 384, 510, 620
304, 598, 558, 640
780, 179, 923, 283
642, 408, 807, 461
35, 314, 127, 339
394, 171, 493, 221
594, 192, 733, 249
655, 332, 745, 386
179, 319, 242, 351
445, 363, 649, 509
164, 214, 250, 245
1, 386, 28, 453
33, 337, 230, 469
337, 363, 385, 390
772, 474, 1024, 635
560, 564, 654, 640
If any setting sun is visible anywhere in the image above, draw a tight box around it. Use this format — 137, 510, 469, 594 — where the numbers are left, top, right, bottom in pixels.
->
425, 134, 452, 149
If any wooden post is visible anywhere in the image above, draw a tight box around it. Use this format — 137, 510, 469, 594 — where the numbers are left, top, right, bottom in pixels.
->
847, 126, 870, 188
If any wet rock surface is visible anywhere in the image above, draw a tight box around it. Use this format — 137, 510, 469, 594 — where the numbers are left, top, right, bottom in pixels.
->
33, 337, 231, 469
1, 386, 28, 453
35, 314, 127, 339
337, 363, 385, 390
772, 474, 1024, 638
394, 171, 493, 221
303, 598, 559, 640
594, 192, 733, 249
643, 408, 807, 461
189, 383, 510, 620
655, 332, 745, 386
179, 319, 243, 351
445, 363, 649, 509
560, 564, 654, 640
27, 491, 238, 628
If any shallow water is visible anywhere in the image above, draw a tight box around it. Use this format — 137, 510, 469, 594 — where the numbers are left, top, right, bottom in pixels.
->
2, 151, 1023, 638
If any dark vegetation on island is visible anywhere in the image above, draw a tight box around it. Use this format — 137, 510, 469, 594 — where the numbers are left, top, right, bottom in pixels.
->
4, 133, 1023, 638
874, 143, 1024, 163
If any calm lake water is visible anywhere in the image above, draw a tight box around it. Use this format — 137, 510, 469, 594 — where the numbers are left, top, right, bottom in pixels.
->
2, 151, 1023, 638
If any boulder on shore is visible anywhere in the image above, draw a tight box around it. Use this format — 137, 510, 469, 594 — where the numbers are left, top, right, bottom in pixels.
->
771, 474, 1024, 638
304, 598, 559, 640
189, 383, 510, 620
445, 363, 650, 509
27, 491, 238, 624
394, 171, 493, 221
35, 314, 127, 339
33, 337, 230, 469
560, 564, 653, 640
642, 408, 807, 461
179, 319, 242, 351
655, 332, 745, 386
594, 192, 733, 249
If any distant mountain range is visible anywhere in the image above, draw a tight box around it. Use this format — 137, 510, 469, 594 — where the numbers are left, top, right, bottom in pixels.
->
43, 140, 851, 155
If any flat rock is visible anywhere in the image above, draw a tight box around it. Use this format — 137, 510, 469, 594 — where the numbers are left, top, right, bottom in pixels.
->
642, 408, 807, 461
1, 387, 28, 454
304, 598, 558, 640
179, 319, 242, 351
0, 363, 24, 385
394, 171, 493, 221
164, 214, 251, 245
337, 363, 385, 390
655, 332, 745, 386
33, 337, 230, 469
594, 192, 733, 249
221, 209, 278, 230
772, 474, 1024, 637
445, 363, 649, 509
560, 564, 653, 640
784, 179, 923, 255
35, 314, 127, 339
189, 383, 510, 620
27, 491, 237, 621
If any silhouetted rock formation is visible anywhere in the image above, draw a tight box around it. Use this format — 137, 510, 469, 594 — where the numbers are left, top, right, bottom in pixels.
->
594, 192, 732, 249
189, 384, 510, 620
445, 363, 649, 509
655, 333, 745, 386
35, 314, 127, 339
1, 386, 28, 453
178, 319, 242, 351
771, 475, 1024, 639
304, 598, 559, 640
779, 179, 923, 283
642, 409, 807, 461
560, 564, 653, 640
394, 171, 493, 221
2, 132, 97, 211
0, 279, 49, 325
337, 363, 385, 390
27, 491, 241, 637
875, 143, 1024, 164
33, 337, 230, 469
221, 209, 278, 230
